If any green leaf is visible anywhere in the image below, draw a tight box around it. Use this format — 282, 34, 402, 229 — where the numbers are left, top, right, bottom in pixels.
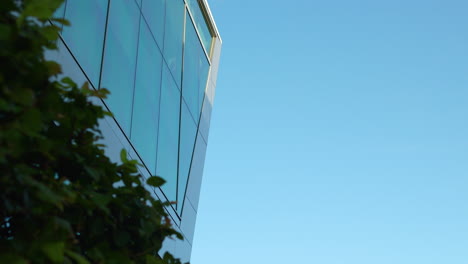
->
11, 88, 34, 106
95, 88, 110, 99
61, 77, 76, 87
50, 18, 70, 26
114, 231, 130, 247
65, 250, 90, 264
146, 255, 163, 264
84, 166, 101, 180
53, 217, 72, 234
120, 149, 128, 163
103, 110, 114, 117
0, 24, 11, 41
90, 192, 111, 214
31, 180, 63, 209
46, 60, 62, 75
20, 109, 42, 133
41, 25, 60, 41
80, 81, 91, 93
0, 254, 28, 264
42, 242, 65, 263
21, 0, 64, 20
146, 176, 166, 188
174, 232, 184, 240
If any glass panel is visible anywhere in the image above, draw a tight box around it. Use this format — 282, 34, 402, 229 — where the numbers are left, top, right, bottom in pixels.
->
100, 0, 140, 134
182, 18, 210, 122
62, 0, 108, 86
141, 0, 165, 48
197, 60, 209, 119
156, 65, 181, 203
198, 93, 212, 142
186, 0, 212, 54
163, 0, 184, 88
185, 132, 207, 211
177, 101, 197, 214
130, 19, 163, 175
179, 197, 196, 244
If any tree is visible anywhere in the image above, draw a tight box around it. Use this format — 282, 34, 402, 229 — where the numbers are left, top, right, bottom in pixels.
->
0, 1, 185, 263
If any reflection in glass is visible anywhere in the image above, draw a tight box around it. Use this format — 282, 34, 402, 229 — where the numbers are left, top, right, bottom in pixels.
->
100, 0, 140, 134
182, 18, 210, 123
156, 65, 181, 203
177, 101, 197, 214
141, 0, 166, 48
62, 0, 108, 86
163, 0, 184, 88
130, 19, 163, 175
198, 94, 212, 142
185, 132, 207, 211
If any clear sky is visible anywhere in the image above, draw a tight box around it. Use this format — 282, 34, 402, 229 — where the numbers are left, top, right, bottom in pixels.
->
191, 1, 468, 263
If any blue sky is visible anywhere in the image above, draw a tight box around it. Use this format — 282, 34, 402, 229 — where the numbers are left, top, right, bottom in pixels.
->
191, 0, 468, 263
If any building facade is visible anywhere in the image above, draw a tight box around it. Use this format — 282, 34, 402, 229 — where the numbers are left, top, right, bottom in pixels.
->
47, 0, 221, 261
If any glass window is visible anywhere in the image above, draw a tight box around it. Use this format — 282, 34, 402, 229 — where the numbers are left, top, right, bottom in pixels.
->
186, 0, 213, 54
163, 0, 184, 88
100, 0, 140, 134
182, 18, 210, 122
141, 0, 165, 48
177, 101, 197, 213
156, 65, 181, 203
61, 0, 108, 86
130, 20, 164, 175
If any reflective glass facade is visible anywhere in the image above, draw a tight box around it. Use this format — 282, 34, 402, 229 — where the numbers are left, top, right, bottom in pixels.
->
51, 0, 222, 261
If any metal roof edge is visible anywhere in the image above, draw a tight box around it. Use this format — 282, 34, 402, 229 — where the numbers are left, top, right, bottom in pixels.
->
199, 0, 222, 43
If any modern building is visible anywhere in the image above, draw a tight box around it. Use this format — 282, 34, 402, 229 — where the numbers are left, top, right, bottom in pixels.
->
47, 0, 221, 261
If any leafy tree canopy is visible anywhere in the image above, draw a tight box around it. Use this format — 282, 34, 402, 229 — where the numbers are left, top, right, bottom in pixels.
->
0, 0, 186, 263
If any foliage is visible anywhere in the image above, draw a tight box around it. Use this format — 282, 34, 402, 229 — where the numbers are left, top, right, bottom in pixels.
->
0, 0, 186, 263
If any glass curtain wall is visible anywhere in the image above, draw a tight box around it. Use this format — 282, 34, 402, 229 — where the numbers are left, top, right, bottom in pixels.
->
61, 0, 108, 87
59, 0, 213, 216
